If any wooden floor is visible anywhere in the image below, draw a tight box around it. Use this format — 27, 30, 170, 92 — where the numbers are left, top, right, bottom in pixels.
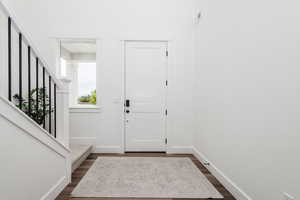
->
56, 153, 236, 200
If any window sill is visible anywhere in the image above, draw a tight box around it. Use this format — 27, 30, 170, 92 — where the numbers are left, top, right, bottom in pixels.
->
69, 105, 102, 113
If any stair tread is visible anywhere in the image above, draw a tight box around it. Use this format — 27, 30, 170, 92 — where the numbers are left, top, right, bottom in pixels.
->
70, 144, 92, 164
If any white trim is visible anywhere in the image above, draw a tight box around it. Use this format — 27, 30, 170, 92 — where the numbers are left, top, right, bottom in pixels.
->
69, 59, 96, 64
0, 9, 6, 98
123, 40, 169, 152
121, 40, 126, 153
164, 42, 168, 152
0, 95, 71, 200
94, 145, 123, 154
166, 145, 253, 199
167, 146, 193, 154
0, 96, 70, 155
55, 38, 101, 108
55, 39, 61, 79
123, 40, 127, 153
50, 36, 102, 40
192, 146, 253, 200
165, 42, 170, 152
40, 176, 68, 200
120, 39, 173, 42
96, 39, 103, 107
69, 105, 102, 113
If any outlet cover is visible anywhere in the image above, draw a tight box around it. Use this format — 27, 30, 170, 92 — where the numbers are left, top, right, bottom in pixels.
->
283, 192, 295, 200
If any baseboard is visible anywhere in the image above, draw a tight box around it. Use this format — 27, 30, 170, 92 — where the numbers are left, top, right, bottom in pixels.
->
94, 145, 123, 153
191, 146, 252, 200
70, 137, 96, 145
167, 146, 193, 154
40, 176, 68, 200
93, 145, 193, 154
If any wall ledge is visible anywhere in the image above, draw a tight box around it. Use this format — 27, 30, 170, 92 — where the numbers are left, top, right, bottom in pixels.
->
167, 146, 193, 154
69, 105, 102, 113
0, 96, 71, 155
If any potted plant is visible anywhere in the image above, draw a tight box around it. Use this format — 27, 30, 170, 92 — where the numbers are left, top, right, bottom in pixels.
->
78, 90, 96, 105
13, 88, 53, 125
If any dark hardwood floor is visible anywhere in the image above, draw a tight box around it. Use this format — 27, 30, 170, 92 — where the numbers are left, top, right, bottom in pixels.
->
56, 153, 236, 200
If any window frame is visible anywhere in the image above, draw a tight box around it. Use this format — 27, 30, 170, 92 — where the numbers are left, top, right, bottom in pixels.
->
57, 38, 100, 111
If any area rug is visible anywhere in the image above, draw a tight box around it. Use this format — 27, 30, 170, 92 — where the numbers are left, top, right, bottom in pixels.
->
71, 157, 223, 198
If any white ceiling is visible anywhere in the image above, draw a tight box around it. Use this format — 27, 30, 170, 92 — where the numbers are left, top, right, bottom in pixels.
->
61, 41, 96, 54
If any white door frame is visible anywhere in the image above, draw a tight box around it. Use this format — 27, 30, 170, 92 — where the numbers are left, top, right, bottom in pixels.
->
0, 11, 6, 98
122, 40, 169, 153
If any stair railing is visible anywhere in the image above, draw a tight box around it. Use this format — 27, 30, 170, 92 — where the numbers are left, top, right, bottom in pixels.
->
0, 2, 65, 140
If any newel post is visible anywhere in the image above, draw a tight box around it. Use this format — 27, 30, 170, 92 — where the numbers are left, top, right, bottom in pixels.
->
56, 78, 71, 148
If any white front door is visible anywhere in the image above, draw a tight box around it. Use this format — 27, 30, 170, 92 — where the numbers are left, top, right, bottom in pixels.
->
124, 41, 168, 152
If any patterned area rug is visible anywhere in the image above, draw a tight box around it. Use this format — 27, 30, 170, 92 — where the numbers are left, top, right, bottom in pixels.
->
72, 157, 223, 198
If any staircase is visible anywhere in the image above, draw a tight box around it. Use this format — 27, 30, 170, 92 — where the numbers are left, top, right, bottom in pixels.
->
0, 1, 72, 200
70, 144, 93, 172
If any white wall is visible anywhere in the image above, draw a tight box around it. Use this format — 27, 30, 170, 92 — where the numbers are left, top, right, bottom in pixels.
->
194, 1, 300, 199
4, 0, 198, 153
0, 4, 71, 199
0, 97, 70, 200
2, 0, 300, 199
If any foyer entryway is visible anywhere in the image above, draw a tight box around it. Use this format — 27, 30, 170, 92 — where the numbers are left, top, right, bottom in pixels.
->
71, 157, 222, 198
56, 153, 236, 200
124, 41, 168, 152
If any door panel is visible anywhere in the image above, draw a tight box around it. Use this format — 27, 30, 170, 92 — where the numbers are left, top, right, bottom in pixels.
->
125, 41, 167, 152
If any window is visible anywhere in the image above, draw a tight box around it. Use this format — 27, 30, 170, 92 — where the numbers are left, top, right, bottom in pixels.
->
77, 62, 96, 105
60, 58, 67, 77
60, 40, 97, 106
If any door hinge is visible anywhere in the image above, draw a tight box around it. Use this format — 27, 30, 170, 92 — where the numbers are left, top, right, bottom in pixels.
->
165, 109, 168, 116
165, 138, 168, 144
166, 50, 168, 57
166, 80, 168, 86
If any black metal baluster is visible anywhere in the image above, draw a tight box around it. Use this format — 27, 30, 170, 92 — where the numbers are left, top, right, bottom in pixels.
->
49, 76, 52, 134
54, 84, 57, 138
28, 46, 31, 115
6, 17, 60, 138
8, 17, 12, 101
35, 58, 39, 122
6, 17, 60, 137
43, 67, 46, 128
19, 33, 22, 110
